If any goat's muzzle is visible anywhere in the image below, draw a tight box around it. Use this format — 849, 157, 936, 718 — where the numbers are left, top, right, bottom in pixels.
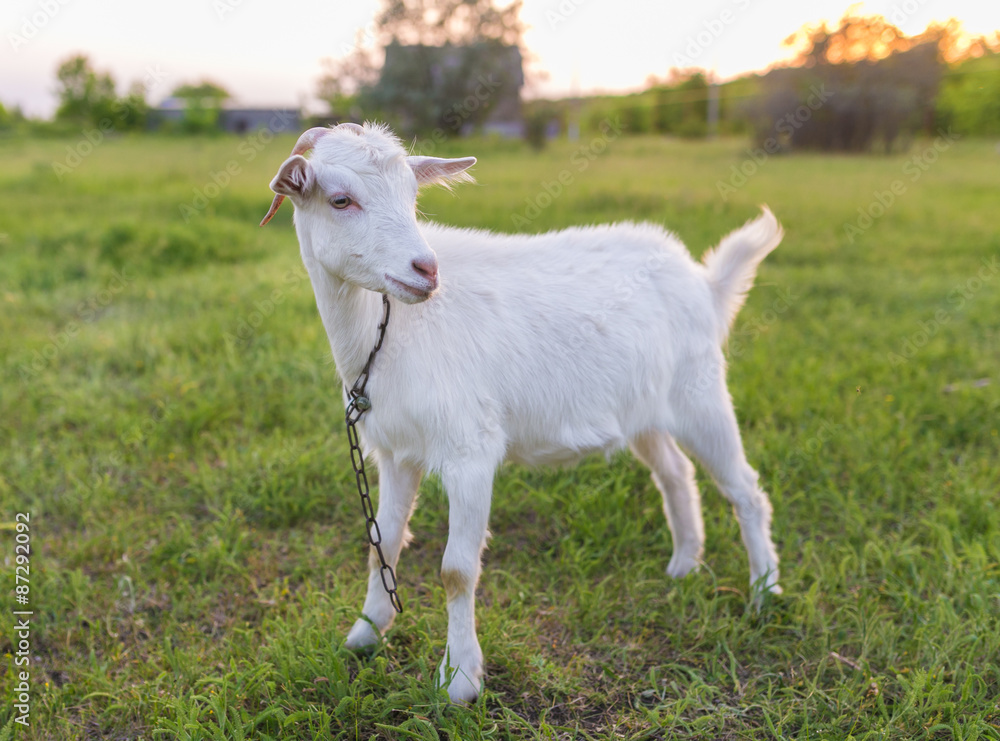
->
411, 257, 438, 284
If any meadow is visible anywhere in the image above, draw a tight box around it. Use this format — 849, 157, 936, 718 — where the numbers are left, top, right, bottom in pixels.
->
0, 127, 998, 740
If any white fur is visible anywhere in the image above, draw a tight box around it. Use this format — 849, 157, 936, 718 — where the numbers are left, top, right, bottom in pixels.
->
264, 122, 783, 703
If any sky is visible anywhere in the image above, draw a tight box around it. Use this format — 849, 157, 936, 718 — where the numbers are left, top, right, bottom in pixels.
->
2, 0, 998, 118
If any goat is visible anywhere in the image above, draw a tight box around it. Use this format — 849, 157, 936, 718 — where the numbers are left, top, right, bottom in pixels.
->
260, 122, 783, 703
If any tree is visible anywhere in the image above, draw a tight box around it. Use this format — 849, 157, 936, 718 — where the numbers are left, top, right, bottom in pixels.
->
936, 44, 1000, 135
0, 101, 20, 132
316, 34, 381, 121
171, 81, 231, 104
376, 0, 523, 46
751, 13, 956, 152
53, 54, 151, 131
115, 82, 151, 131
170, 81, 231, 133
317, 0, 525, 136
55, 54, 118, 126
651, 71, 710, 137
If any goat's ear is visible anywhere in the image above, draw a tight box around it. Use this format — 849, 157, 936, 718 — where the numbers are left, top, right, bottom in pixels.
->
261, 155, 316, 226
270, 154, 314, 198
408, 156, 477, 187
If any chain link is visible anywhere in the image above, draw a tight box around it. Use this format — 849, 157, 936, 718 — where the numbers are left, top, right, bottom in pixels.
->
344, 294, 402, 613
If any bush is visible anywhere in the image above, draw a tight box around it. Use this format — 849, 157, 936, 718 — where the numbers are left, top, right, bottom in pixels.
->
936, 52, 1000, 136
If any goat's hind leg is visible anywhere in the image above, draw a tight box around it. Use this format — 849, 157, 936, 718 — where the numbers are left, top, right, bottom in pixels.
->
630, 430, 705, 579
345, 451, 422, 649
672, 382, 781, 598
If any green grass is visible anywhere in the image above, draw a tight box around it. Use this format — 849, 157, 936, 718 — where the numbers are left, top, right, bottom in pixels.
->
1, 130, 998, 740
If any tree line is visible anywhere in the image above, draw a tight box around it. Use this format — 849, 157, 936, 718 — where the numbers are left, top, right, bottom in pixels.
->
2, 3, 999, 151
561, 14, 1000, 151
0, 54, 234, 135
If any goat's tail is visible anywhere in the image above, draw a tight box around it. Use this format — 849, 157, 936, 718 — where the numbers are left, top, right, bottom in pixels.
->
701, 207, 783, 339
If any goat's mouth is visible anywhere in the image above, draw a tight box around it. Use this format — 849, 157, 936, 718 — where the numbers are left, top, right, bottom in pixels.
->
385, 274, 434, 302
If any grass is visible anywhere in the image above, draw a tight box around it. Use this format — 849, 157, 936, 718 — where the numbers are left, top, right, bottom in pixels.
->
0, 129, 998, 740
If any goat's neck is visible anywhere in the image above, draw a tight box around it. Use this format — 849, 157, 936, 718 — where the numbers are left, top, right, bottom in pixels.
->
303, 257, 384, 389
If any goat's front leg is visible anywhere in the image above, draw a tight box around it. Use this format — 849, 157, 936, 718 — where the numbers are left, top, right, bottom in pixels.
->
345, 451, 421, 650
438, 463, 493, 703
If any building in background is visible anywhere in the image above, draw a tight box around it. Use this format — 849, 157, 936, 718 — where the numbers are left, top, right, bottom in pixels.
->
151, 98, 300, 134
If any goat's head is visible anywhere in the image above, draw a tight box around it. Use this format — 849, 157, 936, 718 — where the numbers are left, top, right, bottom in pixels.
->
260, 122, 475, 303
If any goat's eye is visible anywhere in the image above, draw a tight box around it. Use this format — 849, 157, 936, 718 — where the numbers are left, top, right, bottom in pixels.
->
331, 195, 353, 210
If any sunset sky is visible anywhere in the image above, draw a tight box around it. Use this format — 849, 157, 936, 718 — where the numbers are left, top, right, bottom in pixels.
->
2, 0, 998, 117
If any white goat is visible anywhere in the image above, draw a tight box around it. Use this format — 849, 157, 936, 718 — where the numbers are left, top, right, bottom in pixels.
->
260, 122, 783, 703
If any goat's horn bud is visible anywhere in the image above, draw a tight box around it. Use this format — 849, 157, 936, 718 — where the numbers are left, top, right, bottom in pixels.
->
259, 127, 333, 227
336, 122, 365, 135
289, 127, 334, 156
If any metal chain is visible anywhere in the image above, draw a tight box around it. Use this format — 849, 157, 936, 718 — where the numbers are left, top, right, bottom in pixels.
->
344, 294, 402, 613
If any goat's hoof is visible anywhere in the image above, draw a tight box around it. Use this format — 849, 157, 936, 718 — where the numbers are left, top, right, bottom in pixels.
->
445, 672, 483, 704
666, 552, 701, 579
750, 574, 783, 610
345, 618, 381, 651
439, 659, 484, 704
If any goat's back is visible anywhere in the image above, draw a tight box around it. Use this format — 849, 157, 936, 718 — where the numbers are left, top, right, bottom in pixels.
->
365, 221, 723, 468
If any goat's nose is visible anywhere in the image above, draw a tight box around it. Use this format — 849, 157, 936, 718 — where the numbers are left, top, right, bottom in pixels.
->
412, 257, 438, 282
